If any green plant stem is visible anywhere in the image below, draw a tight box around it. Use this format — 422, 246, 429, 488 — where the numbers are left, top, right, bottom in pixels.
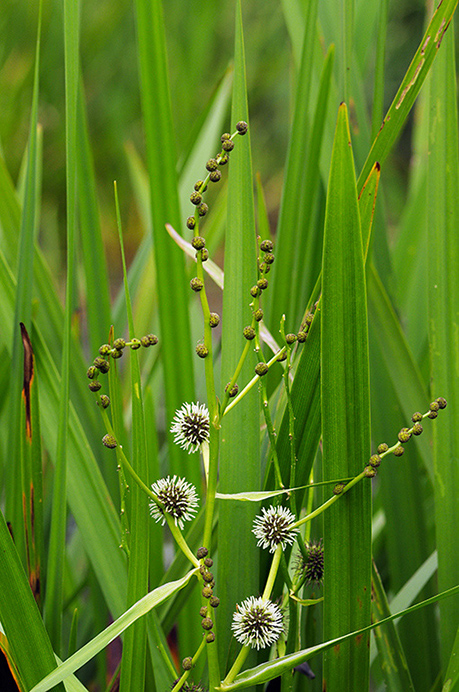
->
171, 635, 207, 692
223, 347, 286, 417
203, 422, 220, 551
219, 339, 252, 416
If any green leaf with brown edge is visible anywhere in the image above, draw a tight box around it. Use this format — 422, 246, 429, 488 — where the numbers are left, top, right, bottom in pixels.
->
321, 103, 371, 691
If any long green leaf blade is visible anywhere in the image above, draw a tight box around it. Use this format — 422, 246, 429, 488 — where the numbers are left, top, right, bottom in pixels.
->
321, 103, 371, 691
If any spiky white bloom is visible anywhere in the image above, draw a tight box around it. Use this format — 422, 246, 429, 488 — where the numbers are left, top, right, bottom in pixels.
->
170, 402, 210, 453
231, 596, 283, 650
150, 475, 199, 529
252, 505, 299, 553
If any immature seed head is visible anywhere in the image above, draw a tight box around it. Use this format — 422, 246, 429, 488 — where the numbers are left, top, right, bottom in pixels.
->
194, 180, 205, 191
206, 633, 215, 643
369, 454, 381, 468
99, 395, 110, 409
411, 412, 423, 422
436, 397, 447, 409
250, 285, 260, 297
209, 170, 221, 183
99, 344, 111, 356
398, 428, 412, 443
187, 216, 196, 230
89, 381, 102, 392
222, 139, 234, 152
196, 344, 209, 358
102, 434, 117, 449
201, 618, 213, 630
236, 121, 248, 135
285, 333, 297, 345
190, 191, 202, 206
225, 382, 239, 398
364, 465, 377, 478
255, 363, 269, 377
130, 338, 141, 350
300, 540, 324, 586
87, 366, 97, 379
113, 338, 126, 350
209, 313, 220, 328
199, 249, 209, 262
191, 236, 206, 250
257, 278, 268, 290
231, 596, 283, 650
198, 203, 208, 217
260, 239, 273, 252
393, 445, 405, 457
377, 443, 389, 454
253, 308, 263, 322
243, 326, 256, 340
182, 657, 193, 671
150, 475, 199, 530
412, 422, 423, 435
171, 402, 210, 453
206, 158, 218, 172
297, 331, 307, 343
190, 277, 204, 292
197, 546, 208, 559
94, 357, 110, 373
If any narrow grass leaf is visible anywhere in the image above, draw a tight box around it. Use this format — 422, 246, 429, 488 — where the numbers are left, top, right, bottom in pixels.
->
358, 0, 459, 190
30, 571, 199, 692
427, 20, 459, 668
0, 509, 65, 691
45, 0, 79, 653
321, 103, 371, 691
443, 626, 459, 692
371, 561, 415, 691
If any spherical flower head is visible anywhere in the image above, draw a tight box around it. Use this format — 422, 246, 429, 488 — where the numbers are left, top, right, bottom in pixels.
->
300, 540, 324, 586
150, 475, 199, 529
170, 402, 210, 453
252, 505, 299, 553
231, 596, 283, 650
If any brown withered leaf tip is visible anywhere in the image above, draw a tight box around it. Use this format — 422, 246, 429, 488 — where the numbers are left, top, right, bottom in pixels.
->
20, 322, 34, 442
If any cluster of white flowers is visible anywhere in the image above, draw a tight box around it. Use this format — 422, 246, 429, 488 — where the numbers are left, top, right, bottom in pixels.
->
149, 476, 199, 530
170, 402, 210, 453
231, 596, 283, 650
252, 505, 298, 553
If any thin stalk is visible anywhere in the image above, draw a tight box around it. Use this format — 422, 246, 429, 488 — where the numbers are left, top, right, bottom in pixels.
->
223, 347, 286, 416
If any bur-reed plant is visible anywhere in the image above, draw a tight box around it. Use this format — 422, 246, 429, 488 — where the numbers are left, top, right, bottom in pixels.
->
0, 1, 459, 691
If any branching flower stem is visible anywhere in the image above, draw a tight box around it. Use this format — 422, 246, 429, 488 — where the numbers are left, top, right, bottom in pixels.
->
171, 634, 208, 692
97, 398, 199, 568
223, 347, 286, 417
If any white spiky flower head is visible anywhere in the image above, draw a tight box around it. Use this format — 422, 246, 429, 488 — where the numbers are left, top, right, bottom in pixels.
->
252, 505, 299, 553
170, 402, 210, 454
231, 596, 283, 650
150, 475, 199, 529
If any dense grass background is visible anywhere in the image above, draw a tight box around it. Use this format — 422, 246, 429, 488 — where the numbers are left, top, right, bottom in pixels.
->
0, 1, 458, 691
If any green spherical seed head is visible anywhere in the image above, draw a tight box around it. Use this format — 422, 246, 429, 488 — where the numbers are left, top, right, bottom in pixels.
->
243, 326, 256, 340
206, 158, 218, 172
87, 365, 97, 379
194, 180, 205, 191
305, 312, 314, 326
186, 216, 196, 230
202, 586, 213, 598
206, 632, 216, 643
277, 351, 287, 362
202, 617, 213, 630
204, 557, 213, 567
112, 349, 123, 359
369, 454, 381, 467
147, 334, 158, 346
255, 362, 269, 377
102, 434, 117, 449
209, 170, 221, 183
236, 121, 248, 135
196, 344, 209, 359
130, 338, 141, 350
411, 411, 422, 422
221, 132, 231, 142
182, 657, 193, 671
377, 443, 389, 454
222, 139, 234, 152
114, 338, 126, 350
210, 596, 220, 608
209, 313, 220, 328
285, 333, 297, 345
89, 381, 102, 392
199, 606, 208, 618
250, 285, 260, 297
218, 153, 229, 166
393, 445, 405, 457
253, 308, 263, 322
264, 252, 275, 264
436, 397, 447, 409
99, 344, 111, 356
99, 395, 110, 409
198, 203, 208, 217
257, 277, 268, 290
260, 239, 273, 252
430, 401, 440, 412
94, 357, 110, 373
141, 336, 151, 347
412, 422, 423, 435
428, 410, 438, 419
333, 483, 344, 495
191, 236, 206, 250
225, 382, 239, 397
190, 277, 204, 292
398, 427, 412, 443
364, 465, 377, 478
203, 571, 214, 583
297, 331, 307, 343
200, 248, 209, 262
197, 546, 208, 559
190, 191, 202, 206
